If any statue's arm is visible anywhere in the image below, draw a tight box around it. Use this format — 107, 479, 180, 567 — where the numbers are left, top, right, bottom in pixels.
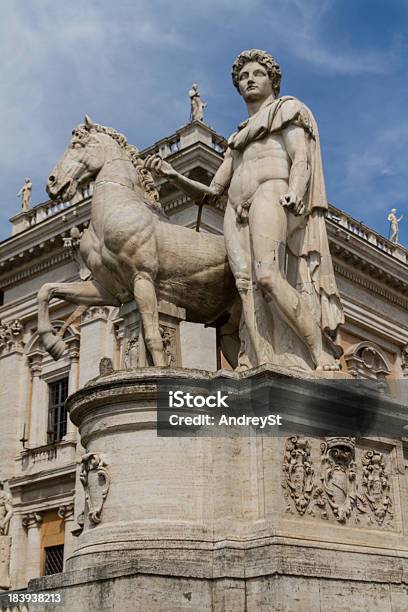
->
280, 124, 311, 216
144, 151, 232, 204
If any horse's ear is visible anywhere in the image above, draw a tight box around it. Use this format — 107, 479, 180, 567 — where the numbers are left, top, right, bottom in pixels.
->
84, 114, 95, 129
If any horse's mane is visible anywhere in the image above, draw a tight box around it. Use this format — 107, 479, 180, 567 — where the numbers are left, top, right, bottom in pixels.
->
86, 122, 161, 212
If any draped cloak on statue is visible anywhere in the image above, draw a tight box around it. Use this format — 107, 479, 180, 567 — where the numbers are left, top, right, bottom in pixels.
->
226, 96, 344, 364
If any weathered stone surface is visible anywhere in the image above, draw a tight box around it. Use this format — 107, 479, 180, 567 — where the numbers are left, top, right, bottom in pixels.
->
16, 366, 407, 610
0, 536, 11, 590
146, 49, 344, 372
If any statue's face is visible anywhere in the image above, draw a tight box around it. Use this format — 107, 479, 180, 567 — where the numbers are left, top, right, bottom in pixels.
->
238, 61, 273, 102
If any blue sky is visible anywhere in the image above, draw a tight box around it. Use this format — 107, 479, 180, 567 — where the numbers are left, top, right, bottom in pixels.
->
1, 0, 407, 243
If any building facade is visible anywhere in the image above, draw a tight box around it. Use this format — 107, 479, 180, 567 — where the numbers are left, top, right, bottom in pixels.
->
0, 120, 408, 591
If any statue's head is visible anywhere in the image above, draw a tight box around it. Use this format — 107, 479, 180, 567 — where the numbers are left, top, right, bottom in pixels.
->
232, 49, 281, 98
391, 208, 397, 213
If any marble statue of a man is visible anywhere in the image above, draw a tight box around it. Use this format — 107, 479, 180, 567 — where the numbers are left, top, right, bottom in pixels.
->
0, 481, 13, 536
17, 177, 32, 211
146, 49, 344, 371
189, 83, 207, 122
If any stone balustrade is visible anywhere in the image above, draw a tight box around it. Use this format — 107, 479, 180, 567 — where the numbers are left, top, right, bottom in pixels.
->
18, 440, 76, 473
9, 183, 94, 236
326, 205, 408, 263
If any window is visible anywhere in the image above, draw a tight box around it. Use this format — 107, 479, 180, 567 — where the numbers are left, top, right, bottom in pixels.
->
44, 544, 64, 575
47, 378, 68, 443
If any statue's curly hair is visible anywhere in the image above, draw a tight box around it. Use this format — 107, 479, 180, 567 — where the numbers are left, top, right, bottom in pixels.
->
232, 49, 282, 97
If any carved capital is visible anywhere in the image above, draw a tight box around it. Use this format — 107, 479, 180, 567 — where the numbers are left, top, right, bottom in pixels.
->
58, 502, 75, 521
27, 351, 43, 377
22, 511, 43, 530
66, 336, 80, 362
81, 306, 110, 324
0, 319, 24, 355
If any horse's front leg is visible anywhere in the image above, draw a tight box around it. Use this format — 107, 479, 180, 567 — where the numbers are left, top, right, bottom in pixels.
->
37, 281, 120, 360
133, 273, 167, 367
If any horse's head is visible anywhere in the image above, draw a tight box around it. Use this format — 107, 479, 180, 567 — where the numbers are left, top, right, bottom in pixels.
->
47, 115, 105, 202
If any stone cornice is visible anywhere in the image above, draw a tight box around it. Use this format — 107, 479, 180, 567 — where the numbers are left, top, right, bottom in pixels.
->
0, 247, 72, 289
0, 198, 91, 262
9, 463, 76, 490
334, 261, 408, 309
341, 295, 408, 344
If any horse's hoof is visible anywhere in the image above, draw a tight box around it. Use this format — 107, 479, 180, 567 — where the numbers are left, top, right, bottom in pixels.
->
42, 333, 67, 360
49, 338, 67, 360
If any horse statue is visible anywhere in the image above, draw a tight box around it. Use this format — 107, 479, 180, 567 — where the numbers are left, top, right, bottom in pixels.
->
39, 116, 239, 367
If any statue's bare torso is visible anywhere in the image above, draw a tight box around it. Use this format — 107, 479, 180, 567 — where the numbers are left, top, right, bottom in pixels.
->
228, 134, 290, 209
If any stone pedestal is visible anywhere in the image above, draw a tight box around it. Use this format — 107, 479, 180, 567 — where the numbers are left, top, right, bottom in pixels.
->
0, 537, 11, 591
23, 367, 408, 612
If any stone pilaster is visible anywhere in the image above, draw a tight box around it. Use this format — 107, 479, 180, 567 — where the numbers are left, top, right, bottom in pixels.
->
27, 352, 48, 448
22, 512, 43, 583
79, 307, 113, 386
0, 536, 11, 590
64, 338, 80, 442
0, 320, 26, 478
58, 503, 75, 569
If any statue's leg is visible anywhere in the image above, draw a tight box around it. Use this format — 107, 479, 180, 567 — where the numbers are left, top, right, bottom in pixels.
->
133, 272, 166, 367
249, 191, 336, 370
38, 280, 120, 360
224, 203, 263, 365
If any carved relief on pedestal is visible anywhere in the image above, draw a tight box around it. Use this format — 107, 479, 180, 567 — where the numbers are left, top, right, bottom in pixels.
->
0, 319, 24, 355
0, 536, 11, 590
81, 306, 110, 324
282, 437, 314, 515
0, 482, 13, 536
99, 357, 114, 376
160, 325, 177, 367
361, 450, 393, 526
79, 453, 110, 525
124, 336, 140, 368
314, 437, 366, 523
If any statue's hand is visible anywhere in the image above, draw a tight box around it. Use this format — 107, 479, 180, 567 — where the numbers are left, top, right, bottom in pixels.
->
144, 155, 175, 178
279, 192, 305, 216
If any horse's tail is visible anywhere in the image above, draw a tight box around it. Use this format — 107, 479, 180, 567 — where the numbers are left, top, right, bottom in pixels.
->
57, 304, 88, 338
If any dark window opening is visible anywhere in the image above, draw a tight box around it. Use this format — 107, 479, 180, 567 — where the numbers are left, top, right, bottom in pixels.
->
47, 378, 68, 443
44, 544, 64, 575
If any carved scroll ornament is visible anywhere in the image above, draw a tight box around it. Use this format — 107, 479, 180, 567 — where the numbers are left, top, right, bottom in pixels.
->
282, 436, 314, 515
79, 452, 110, 525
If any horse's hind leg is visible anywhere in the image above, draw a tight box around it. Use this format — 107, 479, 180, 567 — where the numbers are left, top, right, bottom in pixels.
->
38, 280, 120, 360
133, 273, 166, 367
